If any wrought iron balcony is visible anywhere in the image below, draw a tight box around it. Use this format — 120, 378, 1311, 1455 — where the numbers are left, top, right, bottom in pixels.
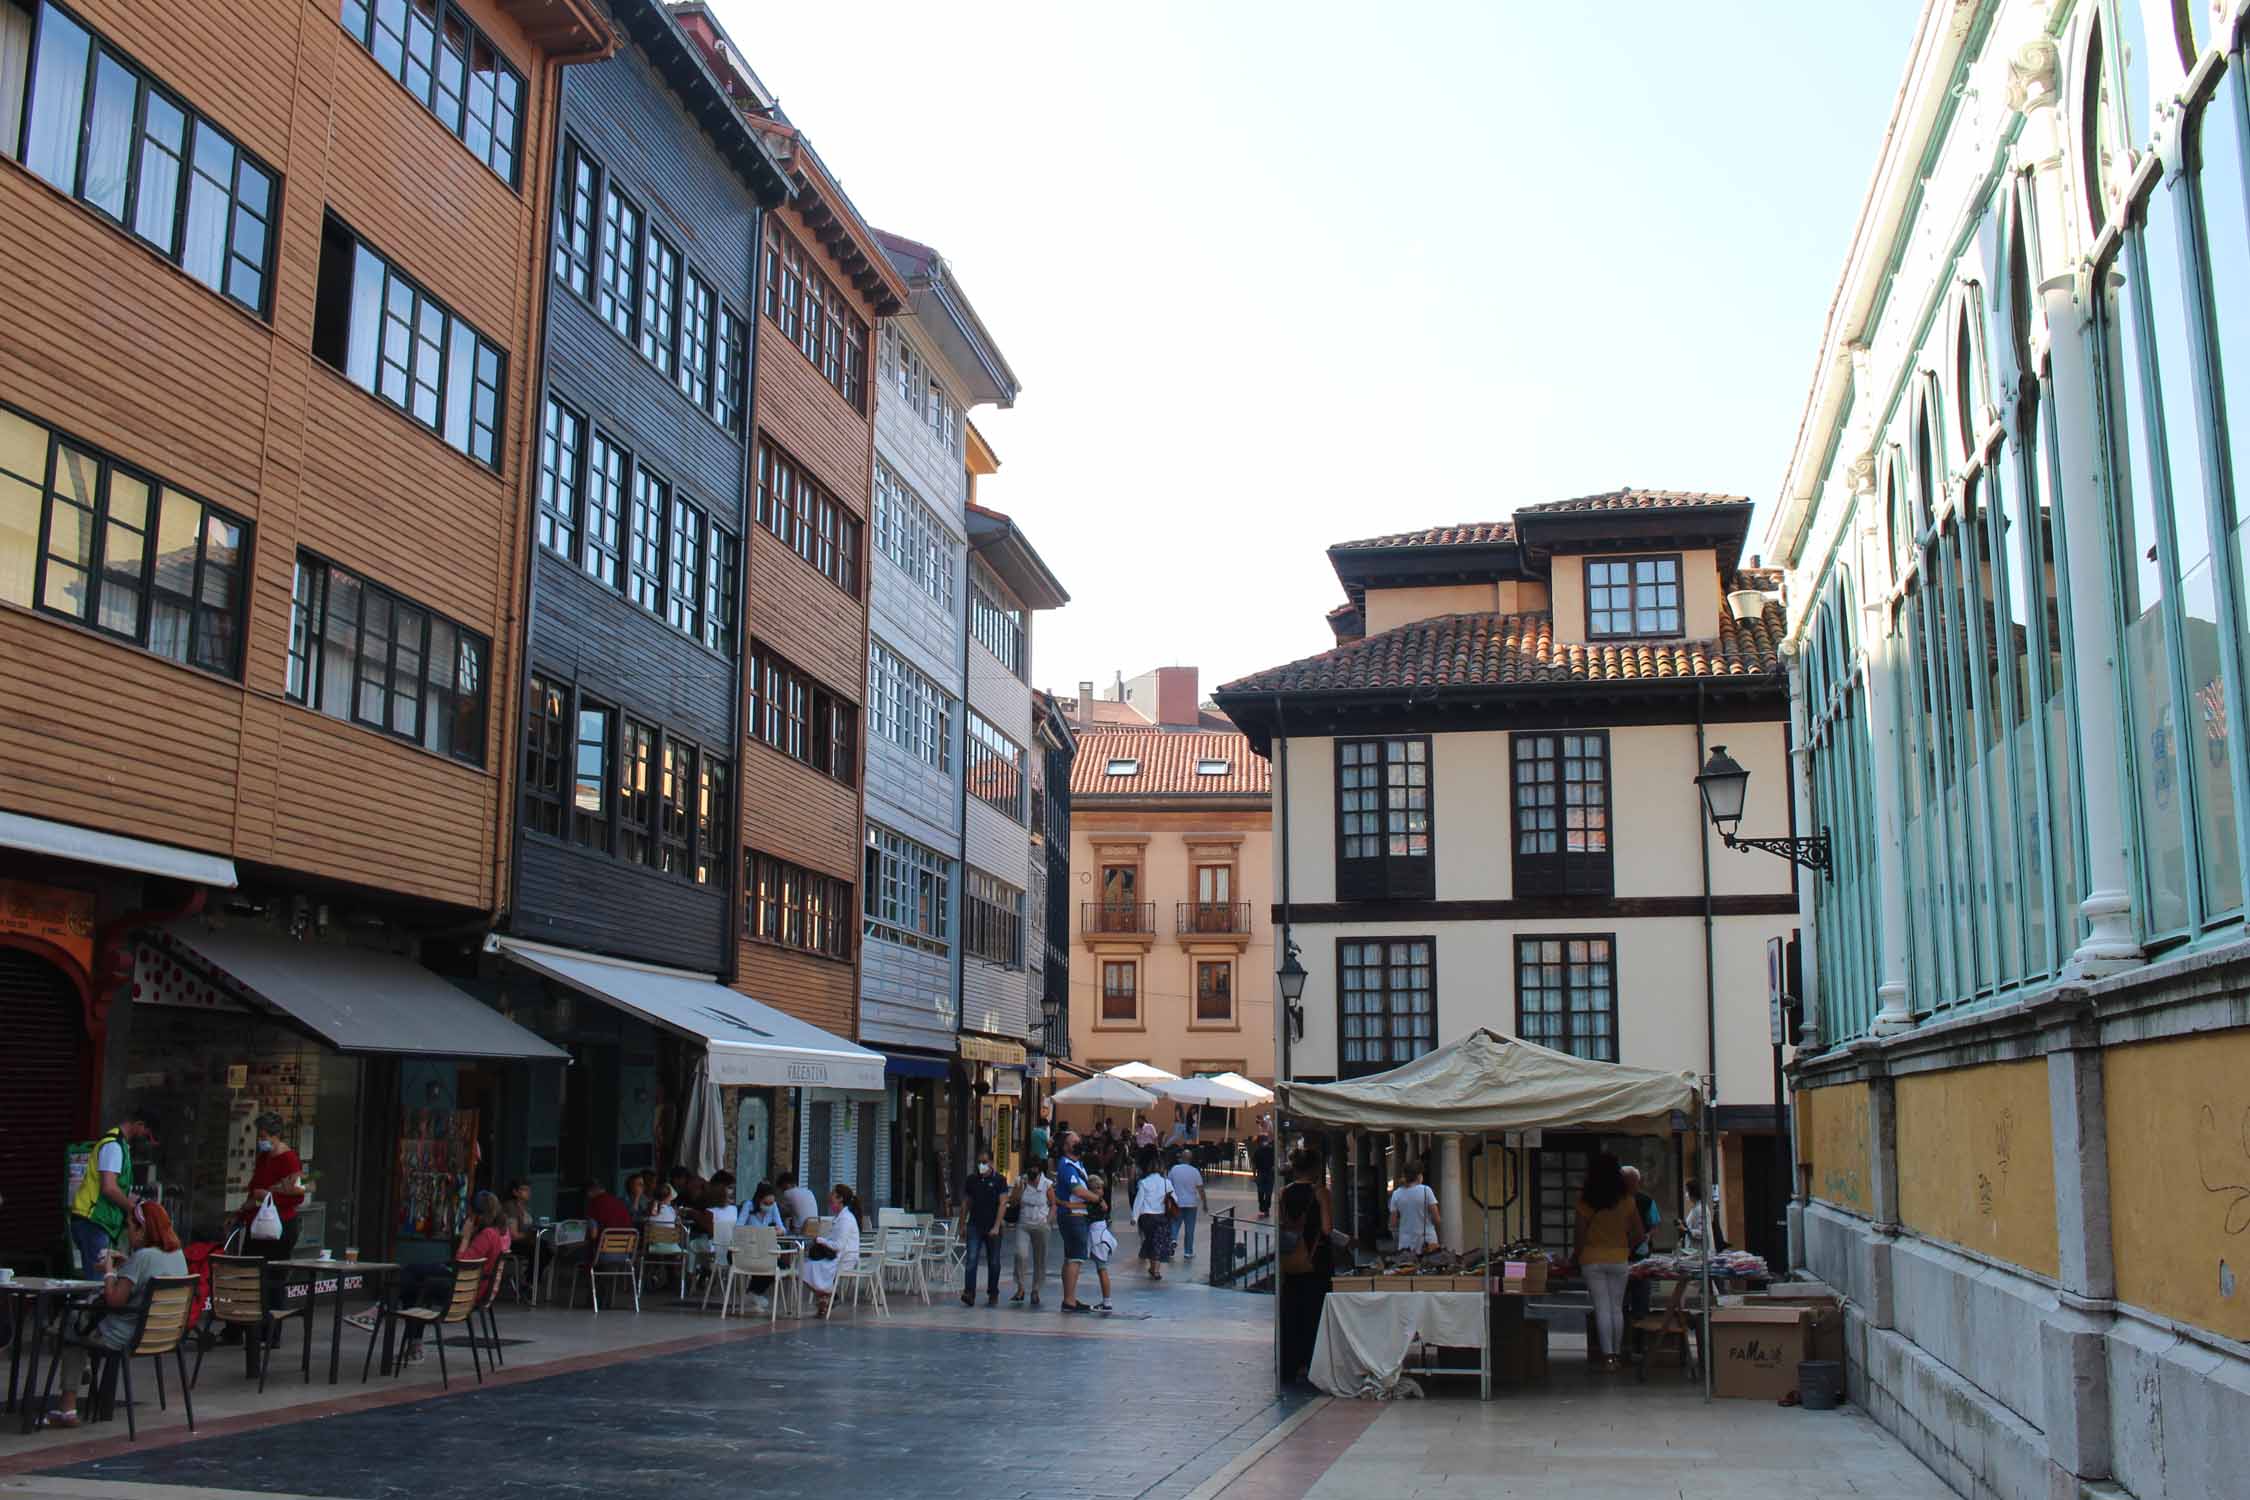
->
1176, 901, 1253, 937
1081, 901, 1157, 944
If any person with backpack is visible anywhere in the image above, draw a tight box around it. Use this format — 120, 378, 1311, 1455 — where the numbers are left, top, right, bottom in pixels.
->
67, 1110, 159, 1278
1277, 1147, 1333, 1383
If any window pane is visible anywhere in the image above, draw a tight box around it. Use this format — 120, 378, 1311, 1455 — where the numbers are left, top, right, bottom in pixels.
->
181, 123, 235, 295
442, 318, 475, 451
96, 471, 149, 637
81, 51, 135, 219
346, 244, 385, 392
24, 5, 90, 193
133, 92, 186, 252
318, 570, 360, 718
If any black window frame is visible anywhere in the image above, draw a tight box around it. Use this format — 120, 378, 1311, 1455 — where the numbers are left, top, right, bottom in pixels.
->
7, 0, 280, 318
964, 866, 1024, 968
969, 574, 1025, 677
746, 849, 853, 961
312, 215, 507, 469
535, 394, 583, 562
335, 0, 523, 187
596, 180, 641, 341
616, 714, 656, 866
1510, 729, 1613, 896
286, 550, 490, 765
639, 224, 680, 376
965, 707, 1027, 822
551, 131, 598, 298
1514, 934, 1617, 1062
677, 266, 714, 408
570, 694, 614, 853
1336, 936, 1437, 1078
522, 671, 567, 837
0, 397, 251, 680
862, 823, 950, 955
748, 641, 857, 787
1584, 552, 1685, 639
755, 437, 862, 598
1334, 736, 1435, 901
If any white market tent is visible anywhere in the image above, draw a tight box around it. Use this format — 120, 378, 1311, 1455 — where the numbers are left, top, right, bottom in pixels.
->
1279, 1028, 1697, 1134
1277, 1027, 1717, 1397
1102, 1061, 1180, 1084
1052, 1073, 1159, 1108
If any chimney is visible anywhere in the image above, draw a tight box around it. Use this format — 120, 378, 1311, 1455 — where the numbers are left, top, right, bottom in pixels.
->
1077, 681, 1094, 728
1154, 666, 1200, 728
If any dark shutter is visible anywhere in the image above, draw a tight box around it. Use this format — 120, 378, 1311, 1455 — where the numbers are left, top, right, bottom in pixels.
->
0, 950, 83, 1262
1511, 732, 1612, 897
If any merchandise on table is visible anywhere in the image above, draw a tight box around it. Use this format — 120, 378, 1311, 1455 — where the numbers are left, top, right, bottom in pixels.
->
1627, 1249, 1769, 1280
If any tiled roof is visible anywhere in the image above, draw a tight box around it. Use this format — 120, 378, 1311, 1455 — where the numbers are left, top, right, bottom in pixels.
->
1515, 489, 1752, 515
1330, 522, 1516, 552
1069, 729, 1269, 797
1050, 698, 1238, 732
1217, 605, 1784, 697
1731, 565, 1785, 592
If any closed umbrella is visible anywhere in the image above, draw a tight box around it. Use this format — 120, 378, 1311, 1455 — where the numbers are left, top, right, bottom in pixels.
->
677, 1057, 725, 1179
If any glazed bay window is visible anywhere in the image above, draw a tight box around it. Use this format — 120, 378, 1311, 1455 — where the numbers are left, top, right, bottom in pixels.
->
868, 638, 952, 771
640, 229, 680, 376
970, 575, 1024, 676
747, 851, 852, 960
336, 0, 521, 184
522, 673, 567, 837
1195, 960, 1234, 1024
597, 183, 640, 339
695, 756, 731, 887
761, 219, 866, 411
1335, 736, 1433, 900
7, 0, 276, 315
872, 460, 956, 611
616, 717, 655, 865
286, 553, 488, 764
551, 135, 597, 297
1515, 936, 1615, 1061
1100, 960, 1138, 1023
864, 824, 951, 955
664, 490, 705, 638
0, 403, 249, 676
756, 440, 861, 596
313, 217, 504, 467
1337, 938, 1434, 1076
1804, 578, 1884, 1042
571, 697, 612, 852
966, 708, 1026, 822
678, 269, 713, 407
1585, 554, 1682, 638
1511, 731, 1610, 895
964, 868, 1023, 967
713, 307, 746, 434
749, 643, 856, 785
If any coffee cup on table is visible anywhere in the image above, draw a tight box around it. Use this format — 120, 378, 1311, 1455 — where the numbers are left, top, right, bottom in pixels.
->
343, 1247, 360, 1263
0, 1267, 14, 1283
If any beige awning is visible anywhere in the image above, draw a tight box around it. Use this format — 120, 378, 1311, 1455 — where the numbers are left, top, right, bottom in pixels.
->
959, 1034, 1027, 1067
1280, 1028, 1698, 1135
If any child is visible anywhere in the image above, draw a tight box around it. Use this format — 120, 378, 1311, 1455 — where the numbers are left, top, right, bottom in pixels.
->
1084, 1173, 1117, 1312
647, 1183, 679, 1225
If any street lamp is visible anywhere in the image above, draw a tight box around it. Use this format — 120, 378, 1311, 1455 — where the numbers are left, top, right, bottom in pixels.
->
1276, 941, 1308, 1042
1038, 988, 1062, 1057
1695, 744, 1831, 878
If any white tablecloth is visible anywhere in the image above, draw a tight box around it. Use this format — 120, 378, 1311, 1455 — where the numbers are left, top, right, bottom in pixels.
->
1309, 1290, 1487, 1398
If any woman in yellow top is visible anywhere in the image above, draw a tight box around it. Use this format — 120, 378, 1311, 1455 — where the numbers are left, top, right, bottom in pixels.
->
1573, 1153, 1647, 1372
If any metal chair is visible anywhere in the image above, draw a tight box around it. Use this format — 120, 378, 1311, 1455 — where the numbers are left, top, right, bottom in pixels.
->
640, 1220, 689, 1295
43, 1274, 199, 1438
472, 1267, 506, 1369
577, 1228, 642, 1312
366, 1259, 486, 1394
879, 1226, 928, 1303
832, 1234, 889, 1320
696, 1216, 740, 1311
191, 1255, 302, 1393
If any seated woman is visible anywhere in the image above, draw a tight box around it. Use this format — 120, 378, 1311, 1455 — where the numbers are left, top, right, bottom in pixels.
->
646, 1183, 679, 1226
739, 1182, 783, 1231
622, 1173, 654, 1223
358, 1191, 510, 1361
797, 1183, 859, 1316
41, 1201, 186, 1429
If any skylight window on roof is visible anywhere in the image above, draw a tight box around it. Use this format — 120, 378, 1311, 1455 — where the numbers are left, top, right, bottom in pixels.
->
1196, 758, 1230, 776
1105, 757, 1140, 776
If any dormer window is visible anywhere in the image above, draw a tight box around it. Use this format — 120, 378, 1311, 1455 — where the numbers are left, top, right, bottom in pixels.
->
1196, 758, 1230, 776
1105, 757, 1140, 776
1585, 554, 1683, 638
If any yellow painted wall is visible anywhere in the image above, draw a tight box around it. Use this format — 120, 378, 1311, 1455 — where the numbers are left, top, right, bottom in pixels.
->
1363, 582, 1501, 636
2106, 1030, 2250, 1342
1550, 549, 1722, 647
1896, 1061, 2058, 1278
1802, 1080, 1873, 1215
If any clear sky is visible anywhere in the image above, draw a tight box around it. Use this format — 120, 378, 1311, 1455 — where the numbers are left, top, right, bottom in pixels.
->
707, 0, 1920, 697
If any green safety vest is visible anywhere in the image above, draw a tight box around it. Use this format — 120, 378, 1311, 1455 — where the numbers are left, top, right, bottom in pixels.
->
69, 1127, 130, 1241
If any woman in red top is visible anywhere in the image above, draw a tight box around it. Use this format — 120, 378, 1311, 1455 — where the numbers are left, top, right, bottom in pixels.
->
385, 1191, 511, 1362
227, 1112, 306, 1338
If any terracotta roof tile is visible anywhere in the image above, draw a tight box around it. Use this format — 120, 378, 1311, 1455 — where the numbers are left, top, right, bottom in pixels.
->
1730, 565, 1785, 592
1515, 488, 1752, 515
1069, 729, 1269, 797
1216, 605, 1785, 698
1330, 521, 1517, 552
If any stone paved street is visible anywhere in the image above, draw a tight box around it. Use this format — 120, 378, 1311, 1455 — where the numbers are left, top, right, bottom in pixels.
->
0, 1243, 1951, 1500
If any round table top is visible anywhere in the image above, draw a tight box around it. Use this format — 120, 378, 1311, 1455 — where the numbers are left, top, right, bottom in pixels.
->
270, 1257, 402, 1272
0, 1277, 104, 1293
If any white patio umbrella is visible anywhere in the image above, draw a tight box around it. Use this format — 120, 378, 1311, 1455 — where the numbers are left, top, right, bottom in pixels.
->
1102, 1061, 1179, 1084
1207, 1071, 1274, 1103
1052, 1072, 1159, 1133
1156, 1075, 1267, 1107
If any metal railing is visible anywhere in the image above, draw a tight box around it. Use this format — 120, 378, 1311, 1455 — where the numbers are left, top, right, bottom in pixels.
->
1175, 901, 1252, 936
1081, 901, 1156, 935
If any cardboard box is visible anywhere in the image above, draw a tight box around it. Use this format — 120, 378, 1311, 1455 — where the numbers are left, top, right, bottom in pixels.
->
1498, 1257, 1550, 1295
1711, 1306, 1809, 1400
1741, 1293, 1843, 1365
1330, 1276, 1377, 1293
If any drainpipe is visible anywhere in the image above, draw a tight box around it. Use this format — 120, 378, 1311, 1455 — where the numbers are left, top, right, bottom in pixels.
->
1695, 681, 1718, 1401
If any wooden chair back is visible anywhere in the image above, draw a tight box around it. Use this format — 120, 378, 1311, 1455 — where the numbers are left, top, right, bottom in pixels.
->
209, 1255, 267, 1324
132, 1275, 201, 1356
442, 1260, 486, 1324
642, 1221, 685, 1253
595, 1227, 639, 1261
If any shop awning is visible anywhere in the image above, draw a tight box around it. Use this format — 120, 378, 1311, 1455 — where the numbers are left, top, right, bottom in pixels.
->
164, 925, 565, 1060
959, 1033, 1027, 1067
493, 938, 883, 1092
884, 1052, 952, 1080
2, 810, 237, 887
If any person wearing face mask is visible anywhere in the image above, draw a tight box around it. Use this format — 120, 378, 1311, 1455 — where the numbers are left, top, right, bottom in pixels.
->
229, 1112, 305, 1338
958, 1149, 1007, 1307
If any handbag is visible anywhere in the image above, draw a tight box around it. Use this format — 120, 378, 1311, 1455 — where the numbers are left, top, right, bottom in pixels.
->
249, 1193, 283, 1242
804, 1241, 837, 1261
1277, 1192, 1316, 1276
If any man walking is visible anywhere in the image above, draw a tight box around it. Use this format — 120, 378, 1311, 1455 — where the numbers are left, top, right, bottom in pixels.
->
68, 1109, 158, 1276
959, 1148, 1006, 1306
1054, 1132, 1097, 1312
1166, 1150, 1205, 1260
1252, 1130, 1276, 1219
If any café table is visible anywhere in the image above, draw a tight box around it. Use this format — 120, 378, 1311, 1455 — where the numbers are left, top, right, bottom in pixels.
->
1, 1277, 105, 1432
264, 1258, 401, 1385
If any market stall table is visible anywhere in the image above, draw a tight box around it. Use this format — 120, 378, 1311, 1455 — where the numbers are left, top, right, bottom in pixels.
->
2, 1278, 104, 1432
265, 1258, 401, 1385
1310, 1288, 1490, 1400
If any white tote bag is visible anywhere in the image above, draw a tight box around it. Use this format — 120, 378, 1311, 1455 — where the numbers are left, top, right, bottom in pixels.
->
250, 1192, 283, 1241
